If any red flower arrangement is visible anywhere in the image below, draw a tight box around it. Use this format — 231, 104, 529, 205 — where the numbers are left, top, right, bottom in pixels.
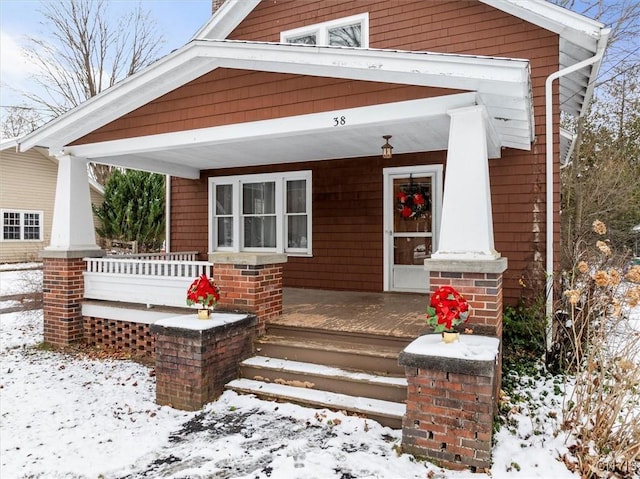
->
397, 182, 430, 220
186, 274, 220, 309
426, 285, 470, 332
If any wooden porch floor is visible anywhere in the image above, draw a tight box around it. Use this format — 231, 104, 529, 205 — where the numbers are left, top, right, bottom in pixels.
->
274, 288, 428, 339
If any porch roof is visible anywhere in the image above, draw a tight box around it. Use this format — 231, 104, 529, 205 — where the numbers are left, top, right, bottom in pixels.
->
19, 40, 533, 178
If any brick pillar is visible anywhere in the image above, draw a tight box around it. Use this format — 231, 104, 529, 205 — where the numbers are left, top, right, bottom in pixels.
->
210, 253, 287, 336
399, 335, 500, 472
151, 313, 256, 410
425, 258, 507, 338
41, 251, 103, 348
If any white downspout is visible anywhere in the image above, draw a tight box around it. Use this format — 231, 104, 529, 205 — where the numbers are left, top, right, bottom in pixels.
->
544, 29, 609, 351
165, 175, 171, 253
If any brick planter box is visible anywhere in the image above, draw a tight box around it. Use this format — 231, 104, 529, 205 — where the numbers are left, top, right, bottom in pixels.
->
151, 312, 256, 410
399, 334, 500, 472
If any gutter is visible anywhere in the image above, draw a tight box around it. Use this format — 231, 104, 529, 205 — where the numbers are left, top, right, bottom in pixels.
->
544, 28, 610, 352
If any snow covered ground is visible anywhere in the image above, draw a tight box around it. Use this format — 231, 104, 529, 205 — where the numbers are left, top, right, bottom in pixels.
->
0, 266, 636, 479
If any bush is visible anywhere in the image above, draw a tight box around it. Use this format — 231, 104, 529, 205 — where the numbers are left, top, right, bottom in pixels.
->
556, 220, 640, 478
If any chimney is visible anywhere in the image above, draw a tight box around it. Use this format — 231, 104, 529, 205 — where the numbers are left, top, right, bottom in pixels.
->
212, 0, 226, 13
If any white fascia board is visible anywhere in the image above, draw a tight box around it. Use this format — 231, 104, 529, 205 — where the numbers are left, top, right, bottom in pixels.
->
190, 41, 531, 97
0, 138, 18, 151
64, 93, 479, 160
20, 40, 531, 154
192, 0, 260, 40
481, 0, 604, 52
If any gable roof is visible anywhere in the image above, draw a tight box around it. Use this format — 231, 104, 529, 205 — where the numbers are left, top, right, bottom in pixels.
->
18, 0, 607, 171
19, 40, 533, 158
198, 0, 607, 120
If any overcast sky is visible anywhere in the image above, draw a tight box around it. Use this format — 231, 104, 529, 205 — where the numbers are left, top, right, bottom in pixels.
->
0, 0, 212, 113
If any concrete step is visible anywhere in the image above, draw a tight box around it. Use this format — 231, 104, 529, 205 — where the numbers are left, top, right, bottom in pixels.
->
226, 378, 405, 429
255, 335, 405, 376
240, 356, 407, 403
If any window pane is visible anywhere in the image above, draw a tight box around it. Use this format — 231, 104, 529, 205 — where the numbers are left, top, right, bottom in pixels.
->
216, 184, 233, 215
288, 216, 308, 249
329, 23, 361, 47
287, 33, 317, 45
286, 180, 306, 214
243, 182, 275, 215
244, 217, 276, 248
217, 217, 233, 247
3, 212, 20, 240
23, 213, 40, 240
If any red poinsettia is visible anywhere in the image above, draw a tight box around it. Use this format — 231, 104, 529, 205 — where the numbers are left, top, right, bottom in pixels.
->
426, 285, 470, 332
186, 274, 220, 309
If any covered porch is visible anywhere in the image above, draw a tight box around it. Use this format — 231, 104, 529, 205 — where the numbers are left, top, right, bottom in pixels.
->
278, 287, 426, 339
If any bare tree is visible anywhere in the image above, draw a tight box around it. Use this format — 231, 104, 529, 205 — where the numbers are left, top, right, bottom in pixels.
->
1, 106, 42, 139
20, 0, 164, 184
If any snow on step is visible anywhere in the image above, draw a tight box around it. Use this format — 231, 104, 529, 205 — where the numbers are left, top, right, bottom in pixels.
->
243, 356, 407, 387
226, 378, 406, 419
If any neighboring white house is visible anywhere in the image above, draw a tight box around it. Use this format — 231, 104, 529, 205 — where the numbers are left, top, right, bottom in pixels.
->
0, 138, 104, 263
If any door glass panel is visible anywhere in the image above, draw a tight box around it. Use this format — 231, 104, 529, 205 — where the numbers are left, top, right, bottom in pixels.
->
393, 177, 432, 234
394, 237, 432, 266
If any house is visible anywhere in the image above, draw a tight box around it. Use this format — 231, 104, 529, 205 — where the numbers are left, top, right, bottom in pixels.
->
0, 139, 104, 263
16, 0, 609, 470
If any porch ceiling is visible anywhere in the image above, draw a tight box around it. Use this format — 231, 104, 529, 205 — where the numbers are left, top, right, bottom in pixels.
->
62, 93, 501, 179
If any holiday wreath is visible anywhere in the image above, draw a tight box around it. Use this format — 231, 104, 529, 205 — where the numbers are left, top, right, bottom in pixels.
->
396, 179, 431, 220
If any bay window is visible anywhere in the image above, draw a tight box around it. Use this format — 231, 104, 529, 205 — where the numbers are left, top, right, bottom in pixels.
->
209, 171, 312, 255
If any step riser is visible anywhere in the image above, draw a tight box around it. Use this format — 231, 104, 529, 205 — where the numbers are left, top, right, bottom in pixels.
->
256, 342, 405, 376
225, 384, 403, 429
240, 365, 407, 403
265, 324, 414, 350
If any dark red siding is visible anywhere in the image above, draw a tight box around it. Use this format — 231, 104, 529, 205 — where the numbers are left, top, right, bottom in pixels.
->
79, 1, 562, 304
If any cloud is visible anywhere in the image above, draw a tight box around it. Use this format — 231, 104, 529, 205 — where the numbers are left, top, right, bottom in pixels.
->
0, 31, 41, 108
0, 31, 38, 82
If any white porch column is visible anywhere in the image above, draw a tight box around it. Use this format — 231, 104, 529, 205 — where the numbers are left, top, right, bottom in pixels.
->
431, 105, 499, 260
46, 154, 101, 254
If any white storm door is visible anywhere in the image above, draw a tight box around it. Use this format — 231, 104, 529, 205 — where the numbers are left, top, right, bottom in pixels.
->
383, 165, 443, 293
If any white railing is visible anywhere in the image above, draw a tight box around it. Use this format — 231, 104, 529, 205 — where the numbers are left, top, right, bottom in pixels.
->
106, 251, 200, 261
84, 257, 212, 308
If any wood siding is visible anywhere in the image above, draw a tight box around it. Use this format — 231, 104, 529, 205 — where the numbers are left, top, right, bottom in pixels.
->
172, 152, 448, 291
0, 149, 104, 263
0, 148, 57, 262
82, 0, 561, 304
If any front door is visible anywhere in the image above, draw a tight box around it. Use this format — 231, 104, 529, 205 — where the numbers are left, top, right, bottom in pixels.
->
383, 166, 443, 293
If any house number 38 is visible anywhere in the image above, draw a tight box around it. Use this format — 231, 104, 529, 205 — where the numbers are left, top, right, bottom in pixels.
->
333, 116, 346, 126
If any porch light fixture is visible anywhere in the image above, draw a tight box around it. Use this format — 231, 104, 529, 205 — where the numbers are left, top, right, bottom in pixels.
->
381, 135, 393, 159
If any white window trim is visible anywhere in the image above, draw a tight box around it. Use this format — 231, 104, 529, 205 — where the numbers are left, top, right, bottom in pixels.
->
280, 13, 369, 48
208, 171, 312, 256
1, 209, 44, 242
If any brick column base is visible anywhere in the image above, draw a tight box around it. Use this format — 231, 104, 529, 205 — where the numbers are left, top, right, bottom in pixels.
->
399, 335, 500, 472
151, 313, 256, 410
210, 253, 287, 336
41, 250, 103, 348
425, 258, 507, 338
